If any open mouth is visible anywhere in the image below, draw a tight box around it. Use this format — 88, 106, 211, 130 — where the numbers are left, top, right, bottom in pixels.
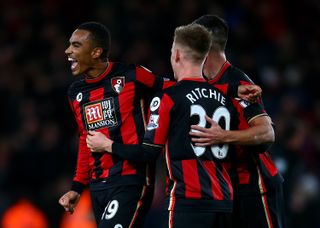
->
68, 57, 78, 71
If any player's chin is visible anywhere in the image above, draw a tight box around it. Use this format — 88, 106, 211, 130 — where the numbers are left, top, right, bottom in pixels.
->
71, 66, 83, 76
71, 69, 81, 76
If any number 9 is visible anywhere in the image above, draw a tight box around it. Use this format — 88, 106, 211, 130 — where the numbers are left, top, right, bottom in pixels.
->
102, 200, 119, 220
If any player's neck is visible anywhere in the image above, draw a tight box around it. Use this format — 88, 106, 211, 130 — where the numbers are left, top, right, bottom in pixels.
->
85, 61, 109, 79
176, 63, 203, 81
204, 51, 227, 80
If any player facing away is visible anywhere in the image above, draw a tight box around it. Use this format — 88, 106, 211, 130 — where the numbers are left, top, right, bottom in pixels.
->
58, 21, 170, 228
87, 23, 239, 228
191, 15, 285, 228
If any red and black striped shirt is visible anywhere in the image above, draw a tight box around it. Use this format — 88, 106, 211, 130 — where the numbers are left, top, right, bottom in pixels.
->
68, 62, 166, 193
209, 61, 283, 196
143, 78, 235, 212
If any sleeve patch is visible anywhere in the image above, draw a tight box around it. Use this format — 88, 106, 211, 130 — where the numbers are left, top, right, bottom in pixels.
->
150, 97, 161, 111
146, 114, 159, 130
239, 99, 250, 108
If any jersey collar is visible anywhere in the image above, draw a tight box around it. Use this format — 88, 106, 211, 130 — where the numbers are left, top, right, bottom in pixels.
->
85, 62, 114, 83
208, 61, 231, 84
179, 77, 206, 82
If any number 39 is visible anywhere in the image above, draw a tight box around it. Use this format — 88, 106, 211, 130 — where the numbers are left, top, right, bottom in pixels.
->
190, 105, 230, 159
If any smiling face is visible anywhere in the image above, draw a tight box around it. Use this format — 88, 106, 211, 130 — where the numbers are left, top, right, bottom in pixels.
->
65, 29, 96, 76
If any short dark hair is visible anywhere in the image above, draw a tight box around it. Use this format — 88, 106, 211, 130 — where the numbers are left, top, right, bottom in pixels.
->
78, 21, 111, 60
174, 24, 212, 64
192, 15, 228, 52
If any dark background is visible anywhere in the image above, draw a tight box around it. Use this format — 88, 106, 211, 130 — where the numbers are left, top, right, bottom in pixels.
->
0, 0, 319, 227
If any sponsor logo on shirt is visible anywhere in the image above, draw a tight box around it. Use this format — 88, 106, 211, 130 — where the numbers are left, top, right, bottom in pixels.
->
83, 98, 118, 130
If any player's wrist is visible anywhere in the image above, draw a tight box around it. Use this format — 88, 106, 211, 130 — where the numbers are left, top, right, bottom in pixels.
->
220, 130, 233, 144
71, 181, 85, 194
104, 141, 113, 153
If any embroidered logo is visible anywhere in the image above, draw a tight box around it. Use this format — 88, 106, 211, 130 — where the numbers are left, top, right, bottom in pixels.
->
111, 76, 125, 93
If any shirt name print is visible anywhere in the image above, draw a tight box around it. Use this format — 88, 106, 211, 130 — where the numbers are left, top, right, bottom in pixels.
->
186, 87, 225, 105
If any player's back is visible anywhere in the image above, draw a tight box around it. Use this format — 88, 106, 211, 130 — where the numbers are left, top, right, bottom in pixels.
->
165, 79, 231, 160
209, 62, 283, 195
150, 78, 234, 212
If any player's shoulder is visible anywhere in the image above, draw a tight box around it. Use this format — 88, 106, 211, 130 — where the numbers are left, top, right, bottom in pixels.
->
105, 62, 145, 82
161, 80, 182, 95
110, 62, 136, 74
150, 86, 174, 104
227, 64, 255, 84
103, 61, 148, 77
67, 78, 85, 97
136, 64, 153, 73
134, 64, 157, 78
161, 79, 206, 99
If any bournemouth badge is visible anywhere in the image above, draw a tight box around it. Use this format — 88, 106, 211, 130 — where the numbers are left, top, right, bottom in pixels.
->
111, 76, 125, 93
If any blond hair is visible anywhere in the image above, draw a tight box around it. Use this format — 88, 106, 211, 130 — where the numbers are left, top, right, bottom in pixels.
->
174, 24, 212, 64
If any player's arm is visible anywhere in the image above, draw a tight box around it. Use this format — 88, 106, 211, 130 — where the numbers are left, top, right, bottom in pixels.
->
59, 191, 80, 214
87, 94, 172, 161
71, 134, 91, 192
190, 114, 274, 146
135, 65, 175, 92
86, 131, 162, 162
190, 98, 274, 152
237, 84, 262, 102
59, 133, 91, 213
59, 98, 90, 213
222, 82, 261, 103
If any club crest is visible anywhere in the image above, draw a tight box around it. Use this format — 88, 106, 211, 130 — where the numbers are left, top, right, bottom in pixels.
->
111, 76, 125, 93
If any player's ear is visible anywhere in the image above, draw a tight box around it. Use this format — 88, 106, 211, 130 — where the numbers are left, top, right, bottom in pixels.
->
92, 47, 103, 59
174, 49, 180, 63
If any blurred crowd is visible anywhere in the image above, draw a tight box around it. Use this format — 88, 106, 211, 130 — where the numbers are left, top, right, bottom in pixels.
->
0, 0, 319, 227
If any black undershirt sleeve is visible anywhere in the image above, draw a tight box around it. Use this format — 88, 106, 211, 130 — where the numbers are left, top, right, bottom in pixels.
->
71, 181, 86, 194
112, 142, 162, 162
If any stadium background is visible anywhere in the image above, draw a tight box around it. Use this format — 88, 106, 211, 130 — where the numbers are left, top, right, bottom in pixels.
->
0, 0, 319, 227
